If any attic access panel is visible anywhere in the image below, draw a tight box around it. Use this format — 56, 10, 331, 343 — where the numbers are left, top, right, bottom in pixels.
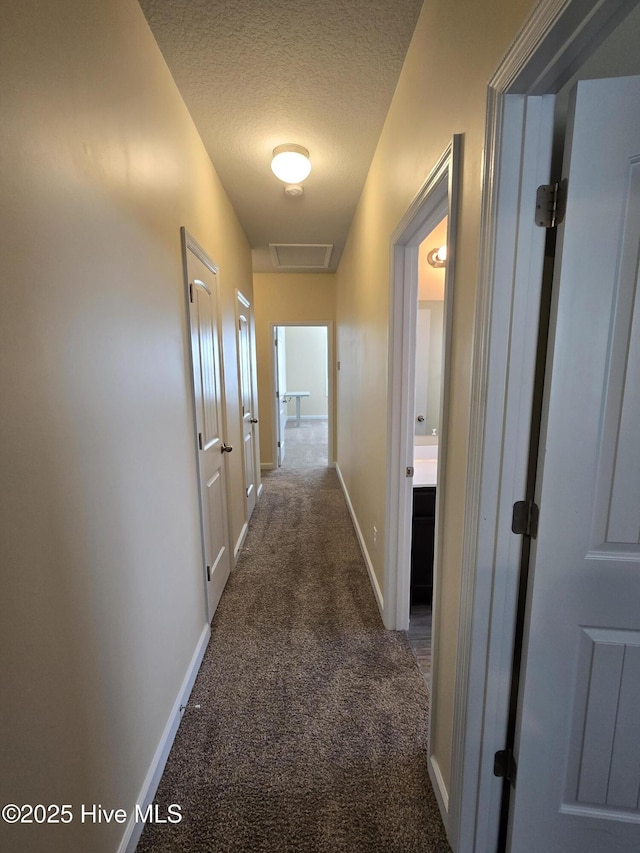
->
269, 243, 333, 270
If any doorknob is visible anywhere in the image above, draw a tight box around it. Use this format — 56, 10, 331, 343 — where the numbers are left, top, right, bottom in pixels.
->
221, 444, 233, 453
417, 415, 425, 422
250, 418, 259, 424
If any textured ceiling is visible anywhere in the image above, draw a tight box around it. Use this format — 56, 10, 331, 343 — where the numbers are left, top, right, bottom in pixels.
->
138, 0, 425, 272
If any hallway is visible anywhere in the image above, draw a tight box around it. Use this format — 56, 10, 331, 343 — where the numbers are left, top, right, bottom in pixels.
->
137, 468, 450, 852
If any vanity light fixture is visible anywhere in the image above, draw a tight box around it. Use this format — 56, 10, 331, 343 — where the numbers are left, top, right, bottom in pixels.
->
427, 245, 447, 268
271, 144, 312, 184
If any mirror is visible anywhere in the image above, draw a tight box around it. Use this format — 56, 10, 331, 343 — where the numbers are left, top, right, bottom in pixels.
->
415, 216, 447, 437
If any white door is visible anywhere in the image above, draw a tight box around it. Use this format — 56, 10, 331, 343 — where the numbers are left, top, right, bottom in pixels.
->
187, 248, 232, 620
237, 300, 257, 518
275, 326, 287, 466
509, 76, 640, 852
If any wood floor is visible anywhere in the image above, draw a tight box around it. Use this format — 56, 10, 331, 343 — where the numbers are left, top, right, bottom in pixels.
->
407, 604, 432, 689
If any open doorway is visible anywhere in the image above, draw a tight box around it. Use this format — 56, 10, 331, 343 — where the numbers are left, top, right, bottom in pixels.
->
273, 324, 331, 468
408, 215, 447, 688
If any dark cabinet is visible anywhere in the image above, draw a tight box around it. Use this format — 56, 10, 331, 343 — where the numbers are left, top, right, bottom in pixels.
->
411, 486, 436, 605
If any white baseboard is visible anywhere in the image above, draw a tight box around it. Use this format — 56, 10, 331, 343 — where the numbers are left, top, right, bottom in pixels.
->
118, 623, 211, 853
260, 462, 275, 471
285, 415, 328, 422
429, 753, 450, 836
234, 522, 248, 562
335, 463, 384, 617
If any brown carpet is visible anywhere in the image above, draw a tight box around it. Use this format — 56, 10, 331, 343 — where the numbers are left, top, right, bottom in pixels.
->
136, 467, 450, 853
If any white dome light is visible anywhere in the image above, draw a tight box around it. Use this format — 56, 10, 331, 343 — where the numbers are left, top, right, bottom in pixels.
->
271, 144, 311, 184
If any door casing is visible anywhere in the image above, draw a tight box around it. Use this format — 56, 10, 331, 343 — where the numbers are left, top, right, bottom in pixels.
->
385, 136, 461, 828
236, 289, 261, 524
181, 228, 234, 623
449, 1, 640, 850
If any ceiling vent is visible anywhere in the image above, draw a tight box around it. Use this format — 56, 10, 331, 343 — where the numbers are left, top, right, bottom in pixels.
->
269, 243, 333, 270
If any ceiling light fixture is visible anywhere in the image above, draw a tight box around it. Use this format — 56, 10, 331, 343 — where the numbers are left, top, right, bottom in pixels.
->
271, 144, 312, 184
426, 245, 447, 268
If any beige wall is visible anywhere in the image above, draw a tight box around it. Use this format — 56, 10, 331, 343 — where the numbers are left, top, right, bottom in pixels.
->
253, 273, 336, 467
0, 1, 252, 851
335, 0, 536, 802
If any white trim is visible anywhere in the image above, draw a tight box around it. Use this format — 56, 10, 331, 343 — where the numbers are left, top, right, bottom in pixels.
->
286, 414, 328, 421
182, 230, 219, 274
234, 521, 249, 562
384, 137, 461, 634
119, 624, 210, 853
336, 462, 384, 616
449, 1, 639, 850
181, 227, 235, 624
235, 288, 261, 523
260, 462, 275, 471
451, 93, 555, 853
493, 0, 639, 94
429, 754, 450, 831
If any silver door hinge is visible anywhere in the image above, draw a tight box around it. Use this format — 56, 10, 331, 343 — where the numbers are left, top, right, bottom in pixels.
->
512, 500, 539, 538
535, 179, 567, 228
494, 748, 517, 784
406, 466, 414, 478
189, 283, 194, 303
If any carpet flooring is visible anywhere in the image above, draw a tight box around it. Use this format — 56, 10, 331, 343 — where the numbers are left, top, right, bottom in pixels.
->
282, 418, 329, 468
136, 466, 450, 853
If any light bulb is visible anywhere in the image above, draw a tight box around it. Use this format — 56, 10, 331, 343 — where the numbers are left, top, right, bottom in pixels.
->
271, 144, 311, 184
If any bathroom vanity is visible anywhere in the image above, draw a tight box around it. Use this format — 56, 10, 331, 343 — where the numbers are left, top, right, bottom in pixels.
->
411, 487, 436, 604
411, 444, 437, 605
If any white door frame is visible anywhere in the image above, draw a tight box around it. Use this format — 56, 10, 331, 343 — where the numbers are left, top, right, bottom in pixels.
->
270, 321, 335, 467
449, 1, 640, 850
385, 137, 461, 827
235, 288, 261, 523
181, 227, 234, 622
385, 137, 461, 635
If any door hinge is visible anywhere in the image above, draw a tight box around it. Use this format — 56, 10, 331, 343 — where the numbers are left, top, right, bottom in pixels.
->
189, 282, 194, 303
494, 748, 517, 784
535, 178, 567, 228
512, 499, 539, 538
206, 565, 211, 582
406, 466, 414, 478
198, 432, 203, 450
